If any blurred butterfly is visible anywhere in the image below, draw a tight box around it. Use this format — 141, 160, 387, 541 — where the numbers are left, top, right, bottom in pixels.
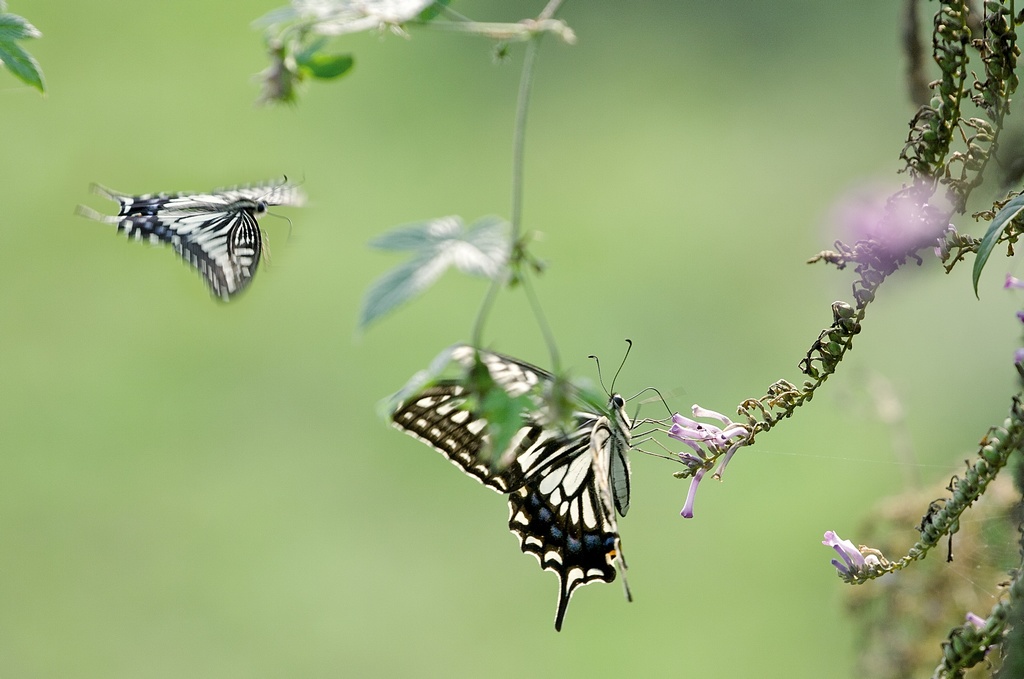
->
77, 180, 305, 301
390, 345, 634, 631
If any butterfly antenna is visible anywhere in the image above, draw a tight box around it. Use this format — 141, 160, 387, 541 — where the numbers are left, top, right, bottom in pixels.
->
609, 339, 633, 394
589, 339, 634, 395
587, 353, 608, 394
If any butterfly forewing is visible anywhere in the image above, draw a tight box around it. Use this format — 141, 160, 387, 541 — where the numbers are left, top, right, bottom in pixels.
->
77, 180, 304, 301
390, 345, 634, 631
392, 382, 524, 493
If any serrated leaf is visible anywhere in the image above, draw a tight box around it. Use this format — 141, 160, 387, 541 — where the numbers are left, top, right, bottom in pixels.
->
0, 11, 43, 92
973, 194, 1024, 298
360, 216, 510, 329
0, 12, 40, 41
299, 52, 353, 79
359, 252, 453, 328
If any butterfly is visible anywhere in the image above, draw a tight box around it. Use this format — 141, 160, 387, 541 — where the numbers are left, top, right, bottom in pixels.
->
390, 345, 634, 631
76, 180, 305, 301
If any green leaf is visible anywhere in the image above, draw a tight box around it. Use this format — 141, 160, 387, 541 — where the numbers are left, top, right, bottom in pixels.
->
973, 193, 1024, 297
359, 216, 510, 329
417, 0, 452, 22
0, 11, 44, 93
478, 386, 532, 470
380, 343, 533, 471
458, 349, 532, 470
299, 52, 353, 79
0, 11, 40, 41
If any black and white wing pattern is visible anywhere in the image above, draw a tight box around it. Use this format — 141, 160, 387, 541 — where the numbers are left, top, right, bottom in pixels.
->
76, 180, 305, 301
391, 345, 634, 631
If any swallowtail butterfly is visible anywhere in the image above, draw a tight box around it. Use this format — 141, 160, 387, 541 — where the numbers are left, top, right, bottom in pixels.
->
391, 345, 633, 631
76, 180, 305, 301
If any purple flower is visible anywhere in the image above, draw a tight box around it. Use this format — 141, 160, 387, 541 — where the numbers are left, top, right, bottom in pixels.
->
667, 405, 750, 518
965, 612, 986, 629
668, 406, 749, 478
822, 530, 879, 577
934, 225, 958, 260
1005, 274, 1024, 289
828, 181, 948, 257
1015, 348, 1024, 366
680, 468, 706, 519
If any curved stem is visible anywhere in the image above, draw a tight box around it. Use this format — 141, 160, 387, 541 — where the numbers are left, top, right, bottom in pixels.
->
473, 2, 564, 362
509, 32, 541, 245
471, 272, 502, 349
471, 36, 540, 350
522, 270, 561, 372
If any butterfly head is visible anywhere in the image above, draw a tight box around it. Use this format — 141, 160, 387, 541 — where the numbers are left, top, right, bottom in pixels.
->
608, 393, 633, 432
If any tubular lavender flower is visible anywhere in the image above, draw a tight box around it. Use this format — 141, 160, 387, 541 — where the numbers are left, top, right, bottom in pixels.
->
667, 404, 751, 518
965, 612, 986, 629
680, 467, 706, 519
822, 530, 865, 576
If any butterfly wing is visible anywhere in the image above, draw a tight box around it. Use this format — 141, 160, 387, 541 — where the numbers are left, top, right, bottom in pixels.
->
77, 181, 304, 301
209, 182, 306, 208
391, 381, 526, 493
507, 410, 630, 631
390, 345, 633, 630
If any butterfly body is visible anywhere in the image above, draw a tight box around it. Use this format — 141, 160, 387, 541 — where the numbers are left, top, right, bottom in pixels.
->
391, 345, 633, 630
77, 181, 304, 301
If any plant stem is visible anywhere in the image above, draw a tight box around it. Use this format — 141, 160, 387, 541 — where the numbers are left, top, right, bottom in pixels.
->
420, 19, 573, 43
473, 1, 567, 371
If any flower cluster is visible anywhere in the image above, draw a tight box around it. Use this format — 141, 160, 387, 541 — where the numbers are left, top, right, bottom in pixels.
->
830, 181, 948, 258
666, 405, 750, 518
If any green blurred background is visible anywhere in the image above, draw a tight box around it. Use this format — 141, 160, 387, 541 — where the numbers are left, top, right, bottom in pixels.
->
2, 1, 1020, 677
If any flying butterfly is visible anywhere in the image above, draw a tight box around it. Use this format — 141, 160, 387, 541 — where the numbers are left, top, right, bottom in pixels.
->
76, 180, 305, 301
390, 344, 635, 631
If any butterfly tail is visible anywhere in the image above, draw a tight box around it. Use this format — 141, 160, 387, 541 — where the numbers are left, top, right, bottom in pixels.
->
74, 203, 119, 225
554, 579, 573, 632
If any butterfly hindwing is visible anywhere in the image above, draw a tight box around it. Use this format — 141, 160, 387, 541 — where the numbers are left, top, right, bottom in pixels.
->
171, 209, 263, 300
390, 345, 633, 630
77, 180, 304, 301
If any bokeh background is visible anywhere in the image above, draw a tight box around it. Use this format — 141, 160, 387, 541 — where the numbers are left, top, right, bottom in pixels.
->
2, 1, 1020, 677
